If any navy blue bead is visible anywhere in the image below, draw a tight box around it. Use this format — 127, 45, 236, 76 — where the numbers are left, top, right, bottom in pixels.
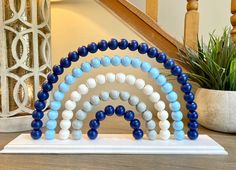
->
87, 42, 98, 53
53, 65, 64, 75
164, 58, 175, 69
147, 47, 158, 58
133, 129, 143, 140
171, 65, 182, 76
188, 121, 199, 129
78, 46, 88, 57
47, 73, 58, 83
32, 110, 44, 120
187, 111, 198, 120
37, 90, 49, 100
156, 52, 167, 63
115, 105, 126, 116
34, 100, 46, 110
177, 73, 188, 84
128, 40, 139, 51
184, 92, 195, 102
87, 129, 98, 140
31, 129, 42, 139
138, 43, 149, 54
187, 130, 198, 140
42, 82, 53, 92
130, 119, 141, 129
60, 57, 71, 68
104, 105, 115, 116
186, 102, 197, 111
181, 83, 192, 93
98, 40, 108, 51
31, 120, 43, 129
89, 119, 100, 129
95, 111, 106, 121
68, 51, 79, 62
118, 39, 128, 50
124, 110, 135, 121
108, 38, 118, 50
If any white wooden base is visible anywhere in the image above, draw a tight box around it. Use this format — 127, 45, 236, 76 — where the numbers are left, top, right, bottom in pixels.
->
0, 134, 227, 155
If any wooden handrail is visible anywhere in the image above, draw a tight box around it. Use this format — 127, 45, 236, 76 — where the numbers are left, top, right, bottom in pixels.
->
231, 0, 236, 43
184, 0, 199, 50
146, 0, 158, 22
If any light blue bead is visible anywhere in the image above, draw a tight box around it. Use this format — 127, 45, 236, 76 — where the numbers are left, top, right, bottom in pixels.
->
171, 111, 183, 121
169, 101, 181, 111
50, 101, 61, 111
59, 82, 69, 93
101, 56, 111, 67
72, 120, 83, 129
81, 62, 91, 72
166, 91, 178, 102
172, 121, 184, 130
174, 130, 185, 140
141, 62, 151, 72
45, 130, 55, 140
72, 68, 83, 78
121, 56, 131, 66
46, 120, 57, 130
53, 90, 64, 101
111, 55, 121, 66
48, 110, 58, 120
91, 58, 101, 68
131, 58, 142, 68
161, 82, 173, 94
72, 130, 82, 140
148, 68, 160, 79
65, 74, 75, 85
156, 74, 167, 86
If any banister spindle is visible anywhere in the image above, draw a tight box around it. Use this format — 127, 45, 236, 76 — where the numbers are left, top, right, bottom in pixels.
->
231, 0, 236, 43
146, 0, 158, 21
184, 0, 199, 50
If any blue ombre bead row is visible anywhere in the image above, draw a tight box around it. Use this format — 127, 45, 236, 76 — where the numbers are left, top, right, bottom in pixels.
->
88, 105, 143, 140
32, 38, 198, 140
45, 56, 184, 140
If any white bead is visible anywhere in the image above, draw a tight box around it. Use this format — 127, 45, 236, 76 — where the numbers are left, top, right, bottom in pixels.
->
136, 102, 147, 113
62, 110, 73, 120
116, 73, 126, 83
143, 84, 154, 96
106, 73, 115, 83
78, 84, 88, 95
120, 91, 130, 101
110, 90, 120, 100
160, 130, 171, 140
90, 95, 100, 105
59, 129, 70, 140
125, 74, 136, 85
128, 95, 140, 106
65, 100, 76, 111
157, 110, 169, 120
135, 79, 145, 89
149, 92, 160, 103
99, 91, 109, 101
86, 78, 96, 89
159, 120, 170, 130
60, 120, 71, 130
82, 101, 93, 112
146, 120, 156, 130
154, 100, 166, 112
70, 91, 81, 102
96, 74, 106, 85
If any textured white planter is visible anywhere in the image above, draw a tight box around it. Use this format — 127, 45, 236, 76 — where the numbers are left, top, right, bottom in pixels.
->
195, 88, 236, 133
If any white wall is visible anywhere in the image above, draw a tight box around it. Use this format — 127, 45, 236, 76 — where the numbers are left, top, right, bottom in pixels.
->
129, 0, 231, 43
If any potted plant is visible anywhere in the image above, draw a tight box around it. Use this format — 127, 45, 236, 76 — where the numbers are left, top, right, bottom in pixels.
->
179, 29, 236, 133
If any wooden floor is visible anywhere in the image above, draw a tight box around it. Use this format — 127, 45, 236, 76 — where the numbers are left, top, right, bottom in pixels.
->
0, 126, 236, 170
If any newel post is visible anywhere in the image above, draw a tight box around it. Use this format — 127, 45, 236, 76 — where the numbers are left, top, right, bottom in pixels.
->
231, 0, 236, 43
184, 0, 199, 50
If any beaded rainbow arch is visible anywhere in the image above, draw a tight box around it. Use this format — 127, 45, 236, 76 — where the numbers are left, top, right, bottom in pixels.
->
31, 39, 199, 140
